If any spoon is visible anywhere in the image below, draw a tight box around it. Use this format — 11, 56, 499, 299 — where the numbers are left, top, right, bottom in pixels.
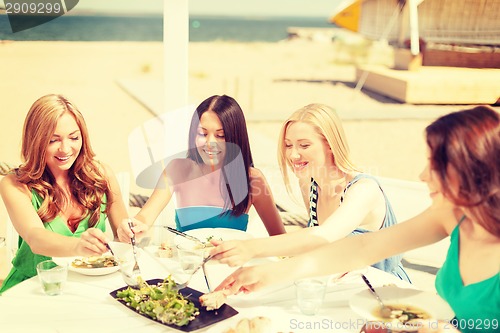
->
361, 274, 392, 318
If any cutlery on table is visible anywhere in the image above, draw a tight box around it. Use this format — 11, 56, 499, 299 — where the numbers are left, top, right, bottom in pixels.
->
165, 226, 204, 244
361, 274, 391, 318
201, 263, 212, 292
176, 254, 215, 290
122, 219, 142, 287
105, 243, 115, 256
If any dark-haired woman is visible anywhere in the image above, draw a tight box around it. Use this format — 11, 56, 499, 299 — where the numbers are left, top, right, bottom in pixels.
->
118, 95, 285, 240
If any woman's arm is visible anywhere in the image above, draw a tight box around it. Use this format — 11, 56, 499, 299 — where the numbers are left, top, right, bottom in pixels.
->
0, 175, 108, 257
217, 205, 453, 294
211, 176, 388, 265
249, 168, 286, 236
313, 177, 387, 242
117, 161, 177, 242
100, 163, 129, 239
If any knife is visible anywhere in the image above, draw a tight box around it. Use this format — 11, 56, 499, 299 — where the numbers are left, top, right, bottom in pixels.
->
165, 226, 204, 244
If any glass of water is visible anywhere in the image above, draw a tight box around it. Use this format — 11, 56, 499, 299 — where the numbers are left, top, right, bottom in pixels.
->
176, 243, 205, 274
295, 278, 327, 315
36, 259, 68, 296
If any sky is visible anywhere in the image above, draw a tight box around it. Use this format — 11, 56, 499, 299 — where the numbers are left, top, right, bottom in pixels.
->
72, 0, 346, 18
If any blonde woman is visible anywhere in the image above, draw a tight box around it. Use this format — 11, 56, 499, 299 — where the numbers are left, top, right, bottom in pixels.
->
211, 103, 410, 281
0, 94, 128, 293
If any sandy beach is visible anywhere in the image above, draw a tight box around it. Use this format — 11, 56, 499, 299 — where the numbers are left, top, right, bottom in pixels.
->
0, 40, 497, 280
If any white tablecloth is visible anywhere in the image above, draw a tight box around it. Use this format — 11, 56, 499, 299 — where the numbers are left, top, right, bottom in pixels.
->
0, 246, 412, 333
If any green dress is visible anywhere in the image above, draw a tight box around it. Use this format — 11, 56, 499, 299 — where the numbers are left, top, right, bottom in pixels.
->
435, 223, 500, 333
0, 190, 107, 294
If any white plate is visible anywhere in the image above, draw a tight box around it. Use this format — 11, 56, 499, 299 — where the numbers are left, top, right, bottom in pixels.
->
173, 228, 252, 247
53, 256, 120, 276
349, 286, 454, 323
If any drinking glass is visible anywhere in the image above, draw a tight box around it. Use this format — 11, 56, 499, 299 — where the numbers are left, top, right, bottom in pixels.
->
36, 259, 68, 296
295, 278, 327, 315
176, 243, 205, 274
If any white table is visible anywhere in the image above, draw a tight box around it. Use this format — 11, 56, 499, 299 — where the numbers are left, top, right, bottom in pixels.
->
0, 247, 411, 333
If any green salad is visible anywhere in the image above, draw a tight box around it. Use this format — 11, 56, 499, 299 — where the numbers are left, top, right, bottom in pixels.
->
115, 276, 199, 326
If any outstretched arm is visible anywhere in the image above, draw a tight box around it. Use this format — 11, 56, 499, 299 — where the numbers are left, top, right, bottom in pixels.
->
216, 205, 453, 294
100, 163, 129, 240
211, 177, 388, 265
0, 175, 109, 257
117, 165, 174, 242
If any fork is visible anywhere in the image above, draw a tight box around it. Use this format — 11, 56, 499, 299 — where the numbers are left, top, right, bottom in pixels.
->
176, 254, 215, 290
123, 219, 142, 287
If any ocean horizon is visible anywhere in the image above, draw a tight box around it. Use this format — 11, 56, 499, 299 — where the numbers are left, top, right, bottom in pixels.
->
0, 13, 334, 42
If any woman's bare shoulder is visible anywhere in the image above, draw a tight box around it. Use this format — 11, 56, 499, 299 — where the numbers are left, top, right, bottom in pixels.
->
249, 167, 270, 185
0, 173, 30, 197
164, 158, 197, 181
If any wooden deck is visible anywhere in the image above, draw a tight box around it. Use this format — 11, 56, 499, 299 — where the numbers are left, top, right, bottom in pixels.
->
356, 65, 500, 104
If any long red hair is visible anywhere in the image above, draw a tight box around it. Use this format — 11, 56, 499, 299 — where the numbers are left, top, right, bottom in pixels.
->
16, 94, 109, 227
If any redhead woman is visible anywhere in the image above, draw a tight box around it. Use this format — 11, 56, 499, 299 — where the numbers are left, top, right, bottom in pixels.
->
0, 94, 128, 293
211, 103, 410, 281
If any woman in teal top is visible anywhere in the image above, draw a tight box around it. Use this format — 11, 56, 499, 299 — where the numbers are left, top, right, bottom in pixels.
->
0, 94, 128, 294
118, 95, 285, 241
215, 105, 499, 332
436, 220, 499, 333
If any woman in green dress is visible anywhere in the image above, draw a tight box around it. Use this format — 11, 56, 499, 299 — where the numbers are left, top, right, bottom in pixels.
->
0, 94, 128, 293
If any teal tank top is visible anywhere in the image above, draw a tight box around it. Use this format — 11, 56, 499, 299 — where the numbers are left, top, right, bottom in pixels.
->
0, 190, 108, 294
175, 206, 249, 232
435, 223, 500, 333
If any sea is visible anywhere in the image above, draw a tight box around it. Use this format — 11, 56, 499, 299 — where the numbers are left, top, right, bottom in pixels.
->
0, 14, 334, 42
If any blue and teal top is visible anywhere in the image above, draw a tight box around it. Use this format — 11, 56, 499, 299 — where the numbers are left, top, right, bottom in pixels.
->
175, 206, 249, 232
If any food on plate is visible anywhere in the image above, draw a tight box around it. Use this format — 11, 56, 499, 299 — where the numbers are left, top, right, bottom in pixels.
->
193, 235, 223, 249
71, 255, 118, 269
199, 289, 229, 310
373, 304, 431, 324
115, 276, 199, 326
157, 241, 173, 258
224, 316, 272, 333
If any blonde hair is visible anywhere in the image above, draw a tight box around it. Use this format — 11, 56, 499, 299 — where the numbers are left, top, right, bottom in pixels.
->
277, 103, 358, 194
16, 94, 109, 227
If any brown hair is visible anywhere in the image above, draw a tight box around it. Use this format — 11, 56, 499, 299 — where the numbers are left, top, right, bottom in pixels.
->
426, 105, 500, 236
16, 94, 109, 227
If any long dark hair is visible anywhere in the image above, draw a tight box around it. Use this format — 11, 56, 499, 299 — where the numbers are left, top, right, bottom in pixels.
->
186, 95, 253, 216
426, 105, 500, 236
